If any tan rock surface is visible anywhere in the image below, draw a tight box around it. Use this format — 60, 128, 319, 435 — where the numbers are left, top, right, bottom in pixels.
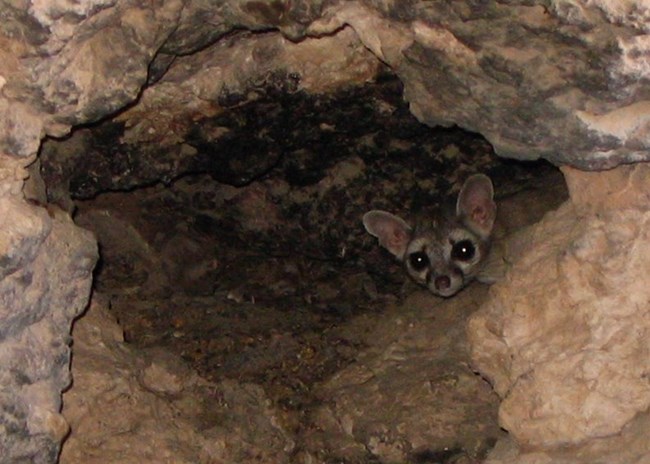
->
0, 0, 646, 460
0, 0, 647, 167
0, 194, 96, 462
305, 287, 504, 463
469, 163, 650, 452
61, 294, 295, 464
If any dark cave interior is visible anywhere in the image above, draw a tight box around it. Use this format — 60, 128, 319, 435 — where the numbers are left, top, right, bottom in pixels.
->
48, 72, 565, 463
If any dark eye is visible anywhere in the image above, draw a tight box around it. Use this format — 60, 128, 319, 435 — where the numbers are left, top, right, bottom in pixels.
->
452, 240, 475, 261
408, 252, 429, 271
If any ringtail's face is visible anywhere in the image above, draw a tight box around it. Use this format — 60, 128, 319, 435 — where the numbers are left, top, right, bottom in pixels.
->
362, 174, 497, 297
400, 216, 491, 297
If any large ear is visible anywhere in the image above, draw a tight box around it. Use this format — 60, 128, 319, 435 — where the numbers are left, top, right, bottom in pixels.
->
456, 174, 497, 238
362, 210, 412, 260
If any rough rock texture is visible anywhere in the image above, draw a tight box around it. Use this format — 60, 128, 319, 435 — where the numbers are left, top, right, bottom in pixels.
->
469, 163, 650, 461
61, 283, 506, 464
42, 135, 563, 464
0, 0, 647, 461
336, 0, 650, 169
39, 70, 428, 203
61, 294, 295, 464
45, 76, 547, 298
303, 288, 504, 463
0, 199, 96, 462
487, 413, 650, 464
1, 0, 648, 168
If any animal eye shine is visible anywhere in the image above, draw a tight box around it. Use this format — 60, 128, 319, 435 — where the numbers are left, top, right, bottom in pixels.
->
452, 240, 475, 261
408, 252, 429, 271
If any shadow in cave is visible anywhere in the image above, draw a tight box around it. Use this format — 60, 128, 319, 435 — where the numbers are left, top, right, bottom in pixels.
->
47, 72, 566, 463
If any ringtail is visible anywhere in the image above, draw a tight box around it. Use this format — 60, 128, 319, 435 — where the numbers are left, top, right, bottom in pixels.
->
362, 174, 500, 297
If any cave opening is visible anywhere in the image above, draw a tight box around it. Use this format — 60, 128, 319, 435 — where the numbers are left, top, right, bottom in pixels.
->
42, 69, 568, 463
0, 0, 646, 461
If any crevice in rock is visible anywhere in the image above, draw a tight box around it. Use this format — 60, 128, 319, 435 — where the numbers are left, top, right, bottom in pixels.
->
50, 72, 568, 463
2, 2, 648, 463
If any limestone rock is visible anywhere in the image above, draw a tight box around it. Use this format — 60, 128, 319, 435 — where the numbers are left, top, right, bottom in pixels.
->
61, 294, 295, 464
486, 412, 650, 464
468, 163, 650, 452
61, 295, 208, 464
310, 0, 650, 169
0, 0, 647, 169
0, 0, 647, 462
305, 289, 503, 463
0, 200, 97, 462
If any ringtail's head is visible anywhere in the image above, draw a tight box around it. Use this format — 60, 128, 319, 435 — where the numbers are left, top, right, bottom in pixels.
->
362, 174, 497, 297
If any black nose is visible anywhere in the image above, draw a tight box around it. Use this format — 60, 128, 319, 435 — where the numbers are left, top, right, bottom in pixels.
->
434, 275, 451, 290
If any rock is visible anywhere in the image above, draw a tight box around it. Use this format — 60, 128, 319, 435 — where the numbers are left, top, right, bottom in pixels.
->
0, 0, 647, 461
60, 294, 295, 464
309, 1, 650, 169
468, 163, 650, 452
74, 206, 167, 294
60, 295, 207, 464
486, 412, 650, 464
139, 348, 195, 396
0, 0, 647, 168
0, 201, 97, 462
305, 288, 504, 463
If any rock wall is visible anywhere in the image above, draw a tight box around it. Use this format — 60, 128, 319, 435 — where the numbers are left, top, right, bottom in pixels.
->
310, 0, 650, 169
0, 0, 647, 461
60, 295, 295, 464
0, 198, 96, 462
468, 163, 650, 462
304, 287, 503, 463
2, 0, 649, 167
